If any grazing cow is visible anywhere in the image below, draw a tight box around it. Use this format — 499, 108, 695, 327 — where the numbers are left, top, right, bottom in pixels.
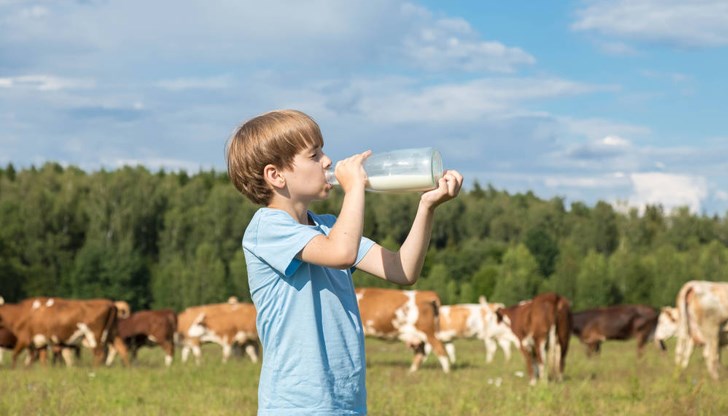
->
355, 287, 450, 373
177, 299, 259, 365
0, 296, 14, 364
0, 297, 130, 368
654, 306, 680, 343
434, 299, 518, 364
0, 325, 17, 365
572, 304, 664, 357
496, 292, 572, 385
114, 301, 132, 319
107, 309, 177, 367
674, 281, 728, 380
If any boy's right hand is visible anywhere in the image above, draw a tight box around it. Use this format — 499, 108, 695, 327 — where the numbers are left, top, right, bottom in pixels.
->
334, 150, 371, 193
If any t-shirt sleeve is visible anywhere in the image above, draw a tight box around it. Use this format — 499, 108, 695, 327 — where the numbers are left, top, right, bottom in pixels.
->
352, 236, 375, 274
247, 211, 323, 277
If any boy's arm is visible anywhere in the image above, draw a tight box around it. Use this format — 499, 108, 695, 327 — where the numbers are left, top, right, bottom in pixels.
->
299, 151, 370, 269
356, 170, 463, 285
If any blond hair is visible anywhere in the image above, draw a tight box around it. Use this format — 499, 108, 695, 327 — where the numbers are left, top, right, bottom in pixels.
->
225, 109, 324, 205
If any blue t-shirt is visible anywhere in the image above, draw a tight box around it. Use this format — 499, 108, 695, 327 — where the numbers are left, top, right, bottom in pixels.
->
243, 208, 375, 416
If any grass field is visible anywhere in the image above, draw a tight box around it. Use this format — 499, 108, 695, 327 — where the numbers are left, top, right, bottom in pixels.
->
1, 338, 727, 415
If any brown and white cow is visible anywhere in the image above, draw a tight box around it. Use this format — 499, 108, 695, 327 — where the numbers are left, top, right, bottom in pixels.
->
496, 292, 572, 385
674, 281, 728, 380
654, 306, 679, 343
433, 299, 518, 364
0, 297, 15, 365
107, 309, 177, 367
355, 287, 450, 373
177, 299, 259, 365
0, 297, 130, 368
572, 304, 664, 357
0, 325, 16, 365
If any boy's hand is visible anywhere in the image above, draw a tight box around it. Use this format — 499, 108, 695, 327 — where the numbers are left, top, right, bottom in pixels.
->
420, 169, 463, 208
334, 150, 371, 193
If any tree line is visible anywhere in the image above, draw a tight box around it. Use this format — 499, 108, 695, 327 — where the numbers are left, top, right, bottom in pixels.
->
1, 162, 727, 312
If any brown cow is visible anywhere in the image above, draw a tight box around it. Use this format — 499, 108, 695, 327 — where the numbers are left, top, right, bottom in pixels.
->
177, 299, 259, 364
355, 287, 450, 373
0, 297, 130, 368
572, 304, 664, 357
496, 292, 572, 385
0, 325, 17, 365
106, 309, 177, 367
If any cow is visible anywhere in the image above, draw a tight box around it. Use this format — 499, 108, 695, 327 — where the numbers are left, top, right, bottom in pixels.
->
0, 325, 16, 365
674, 281, 728, 380
654, 306, 679, 344
176, 298, 259, 365
433, 299, 518, 364
114, 300, 132, 319
106, 309, 177, 367
571, 304, 664, 357
0, 297, 14, 364
0, 297, 130, 368
495, 292, 572, 385
355, 287, 450, 373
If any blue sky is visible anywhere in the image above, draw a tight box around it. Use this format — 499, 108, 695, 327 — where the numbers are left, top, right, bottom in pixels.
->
1, 0, 727, 215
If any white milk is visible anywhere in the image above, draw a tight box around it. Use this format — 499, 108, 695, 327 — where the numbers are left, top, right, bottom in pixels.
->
366, 174, 436, 192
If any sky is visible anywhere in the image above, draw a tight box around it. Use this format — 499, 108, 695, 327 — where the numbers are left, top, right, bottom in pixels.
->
1, 0, 727, 215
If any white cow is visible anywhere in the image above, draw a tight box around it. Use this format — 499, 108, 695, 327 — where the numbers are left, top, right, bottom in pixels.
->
674, 281, 728, 380
426, 297, 519, 364
654, 306, 679, 343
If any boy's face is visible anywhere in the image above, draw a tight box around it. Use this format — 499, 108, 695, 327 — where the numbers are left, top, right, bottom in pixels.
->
281, 145, 333, 201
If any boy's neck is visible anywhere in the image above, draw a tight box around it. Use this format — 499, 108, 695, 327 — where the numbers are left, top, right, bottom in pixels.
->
267, 198, 312, 225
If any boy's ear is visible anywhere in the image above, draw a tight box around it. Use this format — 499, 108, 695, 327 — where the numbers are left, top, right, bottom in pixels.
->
263, 164, 287, 189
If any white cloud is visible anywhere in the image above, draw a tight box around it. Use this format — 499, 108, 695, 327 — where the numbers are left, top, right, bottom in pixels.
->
0, 75, 95, 91
401, 4, 535, 73
544, 173, 628, 189
559, 116, 650, 141
349, 77, 610, 123
573, 0, 728, 48
716, 190, 728, 201
629, 172, 708, 213
595, 41, 637, 56
0, 0, 535, 76
602, 135, 630, 147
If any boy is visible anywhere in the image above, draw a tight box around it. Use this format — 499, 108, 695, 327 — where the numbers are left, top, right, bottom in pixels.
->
225, 109, 462, 415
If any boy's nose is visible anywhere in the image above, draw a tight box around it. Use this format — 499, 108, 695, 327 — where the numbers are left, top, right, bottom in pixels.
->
322, 154, 332, 169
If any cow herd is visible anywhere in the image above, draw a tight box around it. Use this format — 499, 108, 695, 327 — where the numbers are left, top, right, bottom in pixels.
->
0, 295, 258, 369
1, 280, 727, 385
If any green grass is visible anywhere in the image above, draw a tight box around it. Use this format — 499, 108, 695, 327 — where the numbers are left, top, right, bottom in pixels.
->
1, 338, 727, 415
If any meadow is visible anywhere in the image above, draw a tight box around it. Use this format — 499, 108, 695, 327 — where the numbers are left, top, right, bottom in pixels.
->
1, 338, 727, 415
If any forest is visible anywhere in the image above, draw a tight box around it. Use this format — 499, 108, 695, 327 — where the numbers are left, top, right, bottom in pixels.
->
1, 162, 727, 312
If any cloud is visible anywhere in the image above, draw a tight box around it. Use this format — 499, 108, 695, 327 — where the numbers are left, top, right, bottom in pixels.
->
595, 40, 637, 56
0, 75, 95, 91
566, 135, 632, 160
558, 116, 650, 141
341, 76, 612, 123
401, 4, 535, 73
572, 0, 728, 48
628, 172, 708, 213
0, 0, 535, 76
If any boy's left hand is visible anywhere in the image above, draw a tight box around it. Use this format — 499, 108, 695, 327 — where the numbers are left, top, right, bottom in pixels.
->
421, 169, 463, 208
